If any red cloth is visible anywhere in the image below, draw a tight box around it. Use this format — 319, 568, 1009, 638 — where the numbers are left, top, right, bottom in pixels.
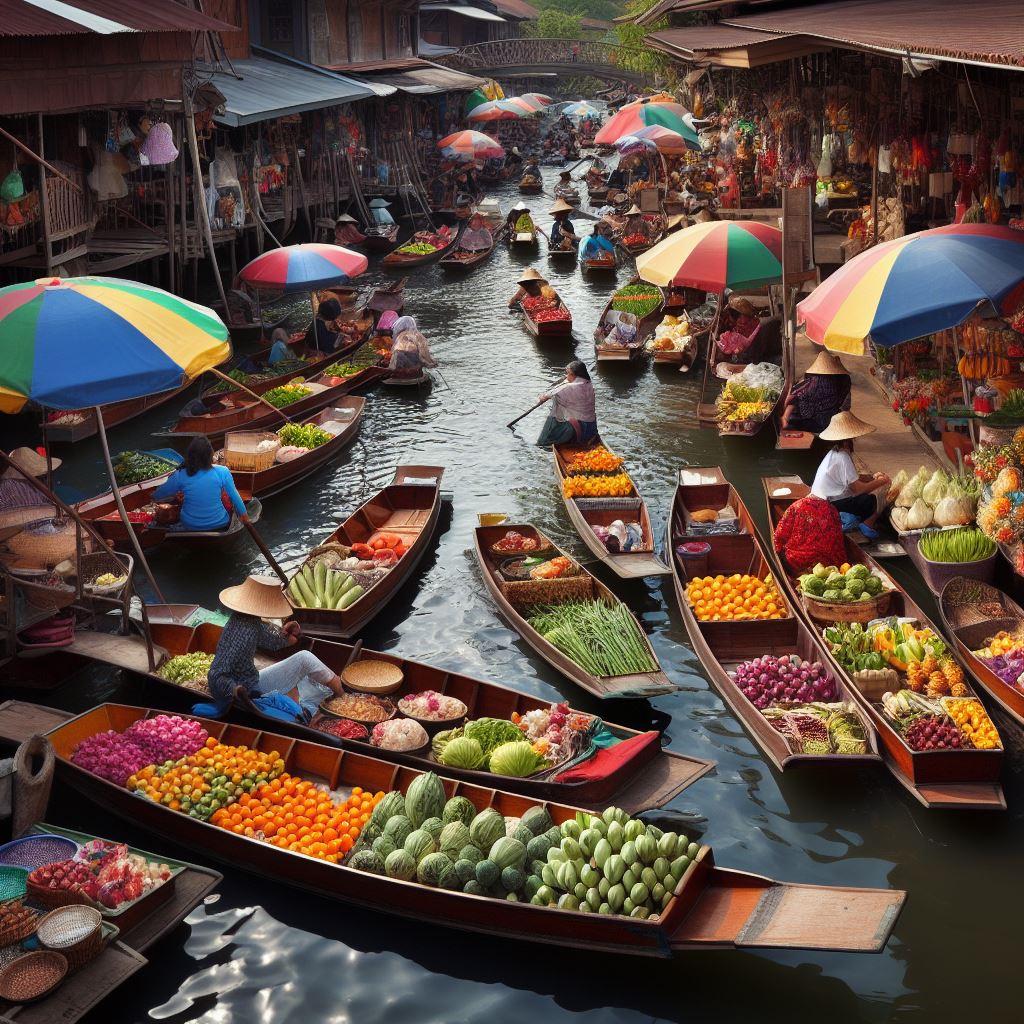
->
553, 731, 660, 783
773, 495, 846, 573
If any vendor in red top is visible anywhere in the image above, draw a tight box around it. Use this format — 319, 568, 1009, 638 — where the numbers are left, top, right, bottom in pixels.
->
716, 295, 763, 362
333, 213, 365, 247
773, 495, 846, 575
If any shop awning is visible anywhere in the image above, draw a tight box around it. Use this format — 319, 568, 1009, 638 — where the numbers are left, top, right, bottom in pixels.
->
418, 38, 459, 56
646, 24, 824, 69
421, 3, 506, 22
334, 59, 488, 95
492, 0, 539, 20
198, 57, 378, 127
0, 0, 237, 35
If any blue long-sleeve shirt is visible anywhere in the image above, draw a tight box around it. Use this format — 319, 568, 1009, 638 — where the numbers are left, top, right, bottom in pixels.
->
581, 235, 615, 260
152, 465, 246, 530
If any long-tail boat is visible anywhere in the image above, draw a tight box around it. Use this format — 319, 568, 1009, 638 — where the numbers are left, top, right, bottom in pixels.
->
666, 467, 880, 771
473, 523, 675, 699
382, 229, 460, 268
40, 703, 906, 958
551, 437, 669, 578
762, 474, 1005, 810
284, 466, 445, 638
42, 385, 195, 445
59, 627, 713, 812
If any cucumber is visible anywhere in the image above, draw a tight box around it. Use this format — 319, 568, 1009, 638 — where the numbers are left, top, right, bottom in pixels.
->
337, 573, 354, 595
314, 560, 328, 602
287, 578, 306, 608
336, 584, 364, 610
293, 572, 316, 608
301, 563, 316, 594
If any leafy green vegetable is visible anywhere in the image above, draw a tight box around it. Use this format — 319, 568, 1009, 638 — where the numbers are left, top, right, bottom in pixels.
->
277, 423, 332, 450
488, 741, 545, 778
114, 451, 178, 485
463, 718, 527, 760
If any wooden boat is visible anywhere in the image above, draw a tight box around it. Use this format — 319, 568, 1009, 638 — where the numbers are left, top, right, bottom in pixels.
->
381, 229, 460, 268
593, 278, 663, 363
518, 177, 543, 194
938, 577, 1024, 730
554, 187, 581, 207
365, 278, 407, 316
667, 467, 880, 771
363, 224, 400, 252
76, 483, 262, 551
547, 241, 578, 264
40, 703, 906, 957
167, 364, 389, 448
521, 294, 573, 338
588, 186, 609, 206
474, 523, 674, 699
621, 234, 661, 257
214, 397, 365, 501
68, 628, 713, 811
381, 370, 432, 390
653, 288, 712, 371
551, 439, 669, 578
42, 384, 194, 445
510, 224, 539, 248
581, 255, 617, 276
438, 224, 509, 273
762, 474, 1006, 810
285, 466, 444, 638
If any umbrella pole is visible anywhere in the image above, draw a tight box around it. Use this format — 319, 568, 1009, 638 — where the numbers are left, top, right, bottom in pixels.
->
207, 368, 298, 427
93, 407, 166, 605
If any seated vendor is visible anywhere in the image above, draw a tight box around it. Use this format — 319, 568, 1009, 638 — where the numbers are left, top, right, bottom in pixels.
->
811, 412, 890, 540
580, 223, 616, 262
508, 268, 547, 309
152, 436, 248, 532
604, 312, 638, 347
522, 159, 541, 180
548, 199, 578, 250
195, 574, 345, 722
267, 328, 292, 365
313, 298, 343, 353
782, 351, 852, 434
460, 212, 493, 252
388, 316, 437, 380
508, 202, 534, 234
716, 295, 763, 362
334, 213, 366, 247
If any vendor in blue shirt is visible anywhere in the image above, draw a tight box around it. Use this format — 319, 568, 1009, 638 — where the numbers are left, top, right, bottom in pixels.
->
152, 436, 248, 532
580, 222, 616, 262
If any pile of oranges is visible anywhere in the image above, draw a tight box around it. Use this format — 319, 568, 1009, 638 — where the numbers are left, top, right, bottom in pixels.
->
567, 445, 624, 474
945, 698, 1002, 750
211, 775, 386, 862
685, 573, 786, 622
562, 472, 633, 499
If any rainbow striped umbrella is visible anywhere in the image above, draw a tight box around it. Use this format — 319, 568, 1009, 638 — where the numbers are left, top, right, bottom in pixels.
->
504, 96, 544, 115
437, 130, 504, 162
467, 100, 523, 122
239, 243, 367, 291
521, 92, 554, 106
617, 125, 691, 156
0, 277, 230, 413
799, 224, 1024, 354
595, 102, 700, 149
636, 221, 783, 293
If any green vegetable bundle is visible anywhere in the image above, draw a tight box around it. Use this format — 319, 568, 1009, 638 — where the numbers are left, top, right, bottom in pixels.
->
396, 242, 437, 255
822, 622, 888, 673
277, 423, 332, 450
918, 526, 995, 563
114, 451, 178, 485
322, 362, 363, 378
263, 384, 311, 408
158, 652, 215, 683
610, 283, 661, 319
799, 562, 882, 603
526, 600, 657, 677
287, 561, 364, 610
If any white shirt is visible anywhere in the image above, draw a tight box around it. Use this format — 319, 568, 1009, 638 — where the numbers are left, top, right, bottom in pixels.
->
811, 448, 858, 500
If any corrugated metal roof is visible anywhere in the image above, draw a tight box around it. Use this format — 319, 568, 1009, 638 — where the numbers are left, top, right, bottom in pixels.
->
346, 62, 488, 95
0, 0, 237, 36
726, 0, 1024, 68
646, 24, 785, 54
422, 3, 505, 22
198, 57, 376, 127
492, 0, 539, 18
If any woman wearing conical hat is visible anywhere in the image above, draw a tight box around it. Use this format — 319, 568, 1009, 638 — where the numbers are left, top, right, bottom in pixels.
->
508, 267, 548, 309
781, 350, 852, 434
548, 197, 579, 251
811, 411, 890, 540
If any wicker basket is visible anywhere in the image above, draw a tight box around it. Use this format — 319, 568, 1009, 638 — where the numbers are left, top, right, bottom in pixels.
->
36, 905, 103, 971
24, 877, 96, 910
319, 694, 395, 729
5, 517, 80, 568
0, 899, 40, 947
939, 577, 1011, 629
501, 574, 595, 611
341, 660, 404, 695
0, 950, 68, 1004
574, 497, 641, 512
224, 431, 280, 472
78, 550, 133, 598
802, 589, 893, 624
0, 867, 28, 902
0, 834, 79, 871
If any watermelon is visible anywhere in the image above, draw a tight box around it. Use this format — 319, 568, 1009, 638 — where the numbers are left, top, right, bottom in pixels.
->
384, 849, 416, 881
371, 835, 396, 859
420, 817, 444, 843
405, 772, 446, 828
439, 821, 471, 858
454, 859, 478, 885
475, 859, 500, 888
459, 844, 484, 865
501, 866, 526, 893
369, 791, 406, 830
347, 850, 385, 874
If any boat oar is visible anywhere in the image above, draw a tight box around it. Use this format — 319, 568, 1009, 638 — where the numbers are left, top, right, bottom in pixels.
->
506, 382, 568, 430
241, 518, 290, 585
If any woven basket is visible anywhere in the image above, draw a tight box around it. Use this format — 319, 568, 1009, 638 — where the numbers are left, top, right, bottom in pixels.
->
0, 899, 40, 947
0, 867, 28, 902
802, 589, 893, 624
940, 577, 1011, 629
0, 950, 67, 1004
574, 497, 641, 512
501, 574, 595, 611
24, 878, 96, 910
78, 550, 133, 598
224, 431, 280, 472
341, 660, 404, 695
5, 517, 80, 568
0, 834, 79, 871
36, 905, 102, 972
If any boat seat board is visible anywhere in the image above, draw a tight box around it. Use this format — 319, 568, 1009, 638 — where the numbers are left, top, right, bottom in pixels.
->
611, 752, 714, 813
382, 509, 432, 530
697, 403, 718, 423
118, 862, 222, 953
0, 942, 146, 1024
605, 552, 671, 578
0, 700, 72, 745
776, 429, 816, 450
912, 781, 1007, 810
62, 632, 167, 675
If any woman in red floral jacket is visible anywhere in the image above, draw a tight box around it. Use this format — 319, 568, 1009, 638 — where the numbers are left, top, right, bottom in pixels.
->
773, 494, 846, 574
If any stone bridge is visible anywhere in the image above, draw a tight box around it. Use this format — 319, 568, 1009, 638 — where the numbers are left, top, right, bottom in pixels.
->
434, 38, 647, 85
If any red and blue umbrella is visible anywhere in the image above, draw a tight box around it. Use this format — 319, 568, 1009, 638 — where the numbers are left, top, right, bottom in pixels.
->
238, 243, 368, 291
467, 100, 524, 123
437, 130, 504, 162
0, 277, 229, 413
798, 224, 1024, 354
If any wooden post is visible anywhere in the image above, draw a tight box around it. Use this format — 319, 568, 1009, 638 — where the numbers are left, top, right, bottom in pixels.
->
166, 160, 176, 294
870, 153, 879, 248
292, 144, 313, 237
35, 114, 53, 276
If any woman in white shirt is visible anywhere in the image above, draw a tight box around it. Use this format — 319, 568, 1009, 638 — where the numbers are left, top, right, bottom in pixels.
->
811, 411, 890, 539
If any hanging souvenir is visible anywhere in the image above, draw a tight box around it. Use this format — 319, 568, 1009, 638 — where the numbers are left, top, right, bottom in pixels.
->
140, 121, 178, 166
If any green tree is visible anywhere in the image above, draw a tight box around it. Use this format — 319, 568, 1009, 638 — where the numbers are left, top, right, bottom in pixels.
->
523, 9, 583, 38
616, 0, 669, 75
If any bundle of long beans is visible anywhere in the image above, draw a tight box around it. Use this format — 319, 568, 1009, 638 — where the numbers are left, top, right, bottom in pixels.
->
526, 600, 658, 676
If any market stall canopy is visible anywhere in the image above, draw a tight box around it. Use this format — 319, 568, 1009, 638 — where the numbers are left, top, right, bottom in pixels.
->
238, 244, 368, 292
595, 103, 700, 150
0, 277, 229, 413
421, 3, 506, 21
644, 24, 824, 70
504, 96, 545, 114
563, 101, 601, 120
798, 225, 1024, 355
617, 125, 693, 156
636, 221, 783, 293
329, 58, 486, 96
520, 93, 554, 106
467, 100, 525, 122
465, 87, 489, 112
437, 130, 504, 162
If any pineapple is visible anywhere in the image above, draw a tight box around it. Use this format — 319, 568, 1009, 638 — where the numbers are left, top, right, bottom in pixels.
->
906, 662, 926, 693
950, 682, 970, 697
942, 660, 965, 690
926, 671, 950, 698
921, 655, 939, 675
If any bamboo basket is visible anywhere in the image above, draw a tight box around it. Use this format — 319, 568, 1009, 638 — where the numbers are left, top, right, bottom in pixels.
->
36, 905, 103, 972
802, 589, 893, 624
0, 950, 67, 1004
223, 432, 280, 472
574, 497, 641, 512
78, 550, 133, 598
501, 574, 595, 611
341, 660, 404, 695
5, 517, 80, 568
0, 900, 40, 947
940, 577, 1015, 629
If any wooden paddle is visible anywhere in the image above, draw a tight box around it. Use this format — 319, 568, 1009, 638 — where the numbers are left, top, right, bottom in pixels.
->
208, 367, 300, 427
242, 518, 290, 584
506, 381, 569, 429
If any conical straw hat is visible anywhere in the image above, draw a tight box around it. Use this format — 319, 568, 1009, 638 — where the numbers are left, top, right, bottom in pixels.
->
3, 448, 60, 478
625, 204, 643, 216
806, 350, 848, 375
548, 198, 574, 214
819, 410, 876, 442
220, 574, 293, 619
335, 213, 358, 224
518, 268, 547, 285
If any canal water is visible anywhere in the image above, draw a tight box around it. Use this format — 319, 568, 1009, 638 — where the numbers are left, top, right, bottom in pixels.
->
24, 168, 1020, 1023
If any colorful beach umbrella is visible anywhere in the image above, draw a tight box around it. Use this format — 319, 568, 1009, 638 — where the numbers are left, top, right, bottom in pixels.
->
521, 93, 554, 106
563, 101, 600, 120
437, 130, 504, 162
504, 96, 544, 115
595, 103, 700, 150
465, 88, 489, 113
467, 100, 523, 123
617, 125, 691, 156
0, 277, 230, 413
798, 224, 1024, 355
238, 243, 368, 291
636, 221, 783, 293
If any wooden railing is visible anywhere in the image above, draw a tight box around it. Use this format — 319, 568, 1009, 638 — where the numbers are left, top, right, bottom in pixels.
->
436, 38, 628, 73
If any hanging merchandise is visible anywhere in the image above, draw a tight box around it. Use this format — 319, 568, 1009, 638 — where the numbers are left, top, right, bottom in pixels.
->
877, 145, 892, 173
140, 121, 178, 165
115, 111, 136, 146
206, 148, 245, 230
87, 144, 128, 200
0, 165, 24, 203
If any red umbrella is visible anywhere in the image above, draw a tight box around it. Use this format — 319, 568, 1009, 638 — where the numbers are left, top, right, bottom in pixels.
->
438, 130, 504, 161
239, 243, 368, 291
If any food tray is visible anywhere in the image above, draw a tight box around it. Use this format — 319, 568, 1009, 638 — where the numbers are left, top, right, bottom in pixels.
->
0, 900, 40, 947
320, 693, 396, 728
396, 695, 468, 731
0, 950, 68, 1004
341, 659, 404, 695
0, 835, 79, 871
224, 431, 279, 473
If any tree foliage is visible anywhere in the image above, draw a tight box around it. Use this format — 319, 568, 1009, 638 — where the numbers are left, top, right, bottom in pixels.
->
522, 9, 584, 39
616, 0, 670, 75
534, 0, 623, 20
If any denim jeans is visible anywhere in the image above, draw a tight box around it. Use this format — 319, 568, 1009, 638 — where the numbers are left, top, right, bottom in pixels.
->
256, 650, 336, 717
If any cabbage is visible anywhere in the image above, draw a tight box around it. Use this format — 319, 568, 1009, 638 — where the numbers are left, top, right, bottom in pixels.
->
405, 771, 446, 828
417, 851, 455, 886
489, 741, 544, 778
520, 806, 553, 836
442, 796, 477, 827
464, 718, 525, 758
383, 814, 414, 847
469, 808, 506, 852
475, 859, 500, 888
384, 849, 417, 881
886, 469, 908, 504
372, 835, 396, 859
896, 467, 929, 507
501, 866, 526, 893
933, 496, 975, 527
489, 836, 527, 871
420, 817, 444, 843
348, 850, 385, 874
921, 469, 948, 506
403, 828, 436, 863
459, 844, 484, 864
906, 498, 933, 531
439, 820, 471, 858
454, 858, 478, 884
438, 736, 485, 770
368, 790, 406, 831
890, 506, 909, 533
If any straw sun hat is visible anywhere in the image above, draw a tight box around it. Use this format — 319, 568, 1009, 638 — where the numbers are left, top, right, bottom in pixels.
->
548, 198, 574, 214
624, 204, 643, 216
806, 351, 848, 376
3, 448, 60, 479
220, 575, 293, 619
819, 411, 876, 442
335, 213, 358, 224
727, 295, 756, 316
518, 268, 547, 285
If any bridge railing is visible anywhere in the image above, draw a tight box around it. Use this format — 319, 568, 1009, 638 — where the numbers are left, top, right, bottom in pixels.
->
436, 38, 624, 71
